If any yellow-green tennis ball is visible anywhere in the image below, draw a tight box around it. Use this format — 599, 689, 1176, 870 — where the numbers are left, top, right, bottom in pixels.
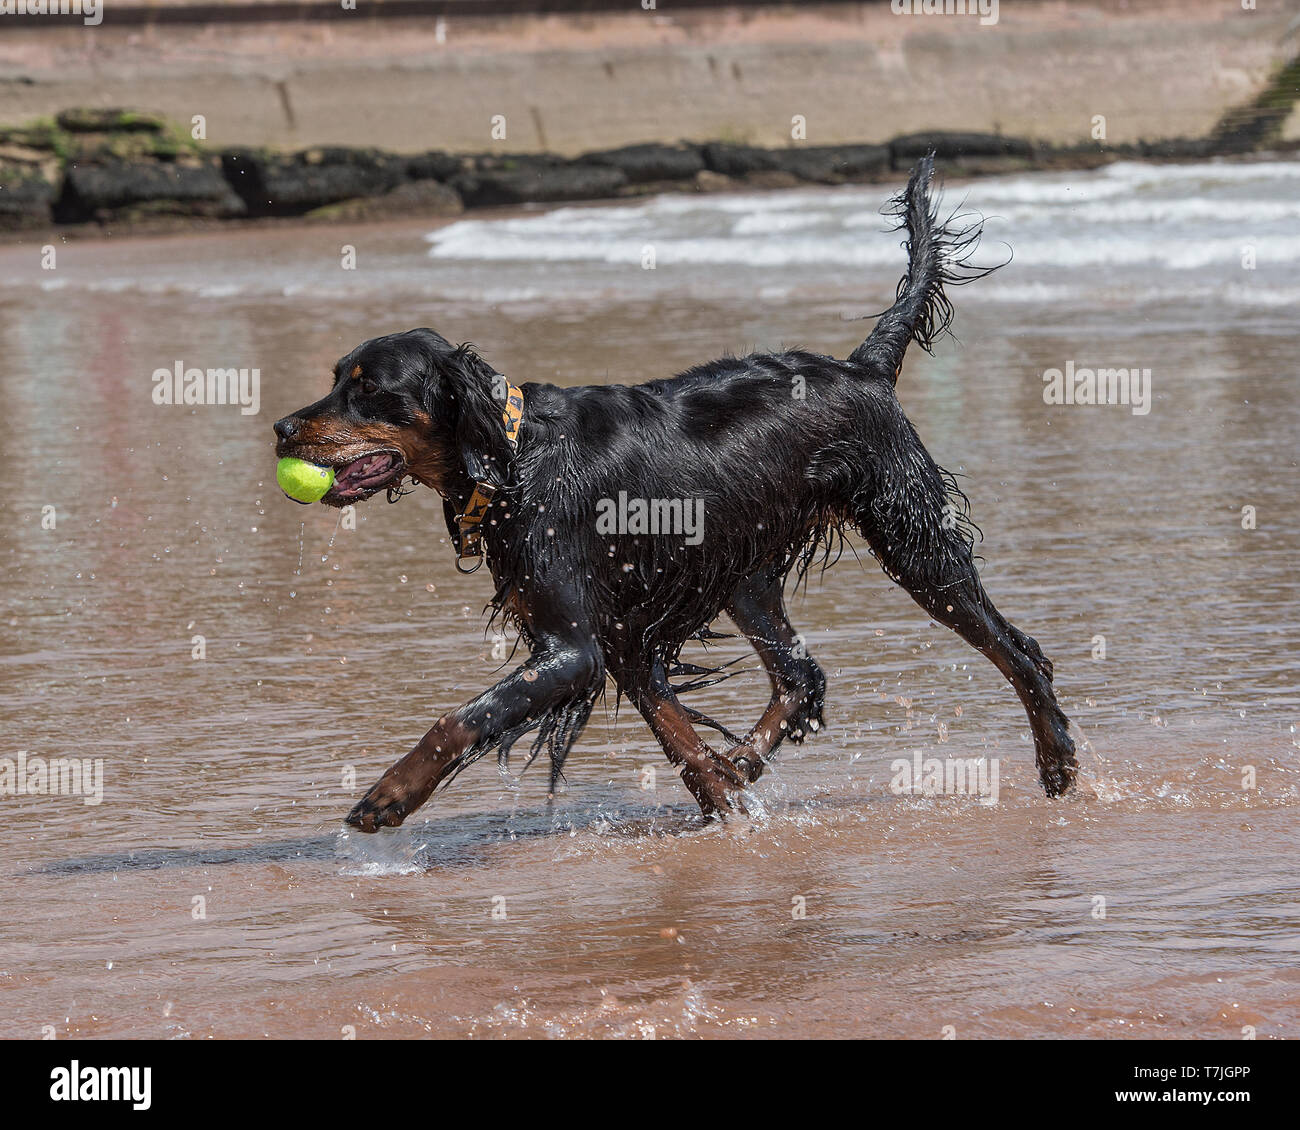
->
277, 457, 335, 504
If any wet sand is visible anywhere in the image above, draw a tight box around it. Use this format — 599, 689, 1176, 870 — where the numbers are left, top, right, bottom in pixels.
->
1, 166, 1297, 1038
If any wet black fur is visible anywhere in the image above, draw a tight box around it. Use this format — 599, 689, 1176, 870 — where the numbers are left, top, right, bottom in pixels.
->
280, 156, 1078, 809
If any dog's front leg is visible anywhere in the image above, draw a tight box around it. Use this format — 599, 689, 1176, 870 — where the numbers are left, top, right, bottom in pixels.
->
345, 636, 601, 832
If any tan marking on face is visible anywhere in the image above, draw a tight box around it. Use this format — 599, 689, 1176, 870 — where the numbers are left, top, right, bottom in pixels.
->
281, 409, 458, 495
350, 364, 363, 380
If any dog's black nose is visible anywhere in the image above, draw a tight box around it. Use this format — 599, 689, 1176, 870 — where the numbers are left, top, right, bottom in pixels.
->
274, 416, 301, 441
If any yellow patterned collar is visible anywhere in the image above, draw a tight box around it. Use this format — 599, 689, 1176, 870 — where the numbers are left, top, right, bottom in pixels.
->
454, 382, 523, 573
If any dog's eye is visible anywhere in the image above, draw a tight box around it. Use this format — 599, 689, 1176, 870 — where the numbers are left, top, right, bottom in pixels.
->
360, 379, 378, 396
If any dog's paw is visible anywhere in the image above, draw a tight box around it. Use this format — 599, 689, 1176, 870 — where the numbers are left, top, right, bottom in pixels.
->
785, 694, 826, 744
1038, 722, 1078, 797
681, 754, 750, 815
783, 663, 827, 744
729, 746, 765, 784
1040, 762, 1077, 798
345, 782, 413, 833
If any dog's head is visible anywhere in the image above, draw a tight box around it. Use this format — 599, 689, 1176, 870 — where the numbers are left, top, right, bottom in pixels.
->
273, 328, 516, 507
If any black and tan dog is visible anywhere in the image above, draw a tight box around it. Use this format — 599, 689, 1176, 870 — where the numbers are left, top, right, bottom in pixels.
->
274, 156, 1077, 832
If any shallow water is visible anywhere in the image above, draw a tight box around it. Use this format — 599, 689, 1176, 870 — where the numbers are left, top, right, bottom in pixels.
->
1, 161, 1297, 1038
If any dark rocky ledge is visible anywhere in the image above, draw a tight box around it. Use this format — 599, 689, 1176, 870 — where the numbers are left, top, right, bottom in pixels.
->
1, 86, 1297, 236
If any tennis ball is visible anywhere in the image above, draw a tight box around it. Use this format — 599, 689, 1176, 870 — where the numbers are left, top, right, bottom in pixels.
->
277, 457, 335, 504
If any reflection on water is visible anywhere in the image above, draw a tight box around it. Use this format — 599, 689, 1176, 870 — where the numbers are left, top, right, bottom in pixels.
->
0, 162, 1297, 1038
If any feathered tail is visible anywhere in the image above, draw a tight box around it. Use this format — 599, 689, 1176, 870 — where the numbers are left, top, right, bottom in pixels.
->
849, 154, 1000, 382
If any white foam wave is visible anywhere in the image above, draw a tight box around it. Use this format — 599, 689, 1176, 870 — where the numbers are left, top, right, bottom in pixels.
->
847, 197, 1300, 227
428, 228, 1300, 270
426, 160, 1300, 271
731, 210, 831, 235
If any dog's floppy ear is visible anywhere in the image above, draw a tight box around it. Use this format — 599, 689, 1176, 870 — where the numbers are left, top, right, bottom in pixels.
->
429, 339, 516, 489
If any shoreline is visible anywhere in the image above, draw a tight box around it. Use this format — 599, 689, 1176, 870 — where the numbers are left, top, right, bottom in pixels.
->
4, 2, 1298, 240
5, 149, 1296, 250
3, 113, 1297, 246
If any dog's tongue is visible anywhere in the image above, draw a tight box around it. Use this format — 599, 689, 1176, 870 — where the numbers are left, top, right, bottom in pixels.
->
335, 452, 395, 489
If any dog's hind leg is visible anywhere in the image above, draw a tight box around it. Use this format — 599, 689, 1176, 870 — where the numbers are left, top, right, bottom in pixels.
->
622, 659, 750, 816
852, 424, 1078, 796
723, 570, 827, 783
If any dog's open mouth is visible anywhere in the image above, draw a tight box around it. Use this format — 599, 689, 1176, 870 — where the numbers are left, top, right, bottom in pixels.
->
327, 450, 405, 501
